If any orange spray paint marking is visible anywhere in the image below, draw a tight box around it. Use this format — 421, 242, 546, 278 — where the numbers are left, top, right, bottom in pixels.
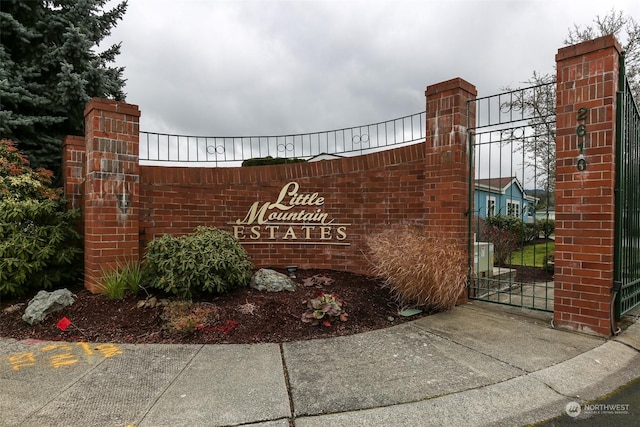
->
96, 344, 123, 358
76, 342, 94, 356
8, 353, 36, 371
41, 343, 78, 369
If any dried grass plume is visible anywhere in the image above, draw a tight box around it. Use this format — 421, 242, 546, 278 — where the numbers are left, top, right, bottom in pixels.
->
366, 226, 466, 311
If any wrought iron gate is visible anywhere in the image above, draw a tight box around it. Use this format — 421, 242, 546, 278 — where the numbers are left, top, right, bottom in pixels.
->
467, 83, 556, 312
614, 55, 640, 319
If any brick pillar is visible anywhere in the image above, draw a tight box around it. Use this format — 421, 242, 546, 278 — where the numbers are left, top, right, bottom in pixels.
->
425, 78, 477, 304
554, 35, 622, 336
84, 98, 140, 293
62, 135, 85, 210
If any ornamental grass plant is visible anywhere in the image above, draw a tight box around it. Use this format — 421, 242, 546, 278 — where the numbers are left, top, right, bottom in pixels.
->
98, 259, 146, 300
366, 227, 466, 311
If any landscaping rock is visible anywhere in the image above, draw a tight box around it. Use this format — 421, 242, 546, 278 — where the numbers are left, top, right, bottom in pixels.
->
22, 289, 76, 325
250, 269, 297, 292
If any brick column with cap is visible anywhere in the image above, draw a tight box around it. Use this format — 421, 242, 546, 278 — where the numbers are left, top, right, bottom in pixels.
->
554, 34, 622, 336
83, 98, 141, 292
424, 78, 477, 304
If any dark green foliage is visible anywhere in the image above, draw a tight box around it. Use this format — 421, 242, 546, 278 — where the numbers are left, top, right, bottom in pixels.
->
486, 214, 538, 243
0, 140, 82, 296
241, 156, 307, 167
477, 215, 522, 266
144, 226, 253, 298
523, 222, 538, 242
485, 214, 524, 234
98, 259, 145, 299
536, 218, 555, 239
0, 0, 128, 178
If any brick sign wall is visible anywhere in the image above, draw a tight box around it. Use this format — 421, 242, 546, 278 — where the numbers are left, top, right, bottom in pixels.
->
138, 143, 426, 274
66, 78, 475, 297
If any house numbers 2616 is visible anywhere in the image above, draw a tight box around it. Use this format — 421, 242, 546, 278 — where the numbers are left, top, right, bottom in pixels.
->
576, 107, 588, 171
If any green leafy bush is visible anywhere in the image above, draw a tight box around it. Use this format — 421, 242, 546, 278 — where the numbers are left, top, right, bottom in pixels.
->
365, 226, 466, 311
241, 156, 307, 167
144, 226, 253, 298
477, 215, 530, 265
523, 222, 538, 242
0, 139, 82, 296
537, 218, 555, 239
486, 214, 524, 236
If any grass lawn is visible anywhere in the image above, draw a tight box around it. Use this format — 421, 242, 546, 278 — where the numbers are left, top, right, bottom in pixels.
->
510, 241, 555, 267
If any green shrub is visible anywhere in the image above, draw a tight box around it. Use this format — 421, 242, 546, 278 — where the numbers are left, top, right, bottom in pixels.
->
537, 218, 555, 239
144, 226, 253, 298
523, 222, 538, 242
98, 259, 145, 299
0, 139, 82, 296
241, 156, 307, 167
478, 215, 533, 265
486, 214, 525, 237
365, 226, 466, 311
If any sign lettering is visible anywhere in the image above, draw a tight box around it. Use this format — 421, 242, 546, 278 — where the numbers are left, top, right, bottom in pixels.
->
231, 182, 350, 245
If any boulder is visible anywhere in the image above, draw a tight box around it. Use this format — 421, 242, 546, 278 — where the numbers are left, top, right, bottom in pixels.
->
250, 269, 297, 292
22, 289, 76, 325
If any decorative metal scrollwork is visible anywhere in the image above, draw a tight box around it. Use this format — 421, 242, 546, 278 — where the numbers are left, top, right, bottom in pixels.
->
277, 143, 295, 153
352, 134, 369, 144
206, 145, 225, 155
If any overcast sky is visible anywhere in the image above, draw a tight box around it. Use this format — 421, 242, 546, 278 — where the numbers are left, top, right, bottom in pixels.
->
102, 0, 640, 137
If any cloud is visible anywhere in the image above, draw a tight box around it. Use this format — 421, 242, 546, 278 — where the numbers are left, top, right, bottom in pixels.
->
104, 0, 640, 137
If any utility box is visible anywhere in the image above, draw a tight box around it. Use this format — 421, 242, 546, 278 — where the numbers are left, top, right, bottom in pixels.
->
474, 241, 494, 277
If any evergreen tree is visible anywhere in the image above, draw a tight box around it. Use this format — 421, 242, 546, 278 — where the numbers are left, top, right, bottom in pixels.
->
0, 0, 128, 179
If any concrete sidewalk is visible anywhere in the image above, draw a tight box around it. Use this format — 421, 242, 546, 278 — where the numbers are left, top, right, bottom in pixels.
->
1, 301, 639, 427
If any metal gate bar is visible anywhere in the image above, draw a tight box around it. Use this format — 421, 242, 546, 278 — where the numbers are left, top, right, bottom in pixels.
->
614, 54, 640, 319
467, 84, 556, 312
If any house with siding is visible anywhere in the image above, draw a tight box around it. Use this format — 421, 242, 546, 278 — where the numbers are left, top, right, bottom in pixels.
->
474, 177, 538, 223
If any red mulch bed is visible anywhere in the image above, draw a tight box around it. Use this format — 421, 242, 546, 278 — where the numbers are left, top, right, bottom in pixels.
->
0, 269, 433, 344
0, 266, 552, 345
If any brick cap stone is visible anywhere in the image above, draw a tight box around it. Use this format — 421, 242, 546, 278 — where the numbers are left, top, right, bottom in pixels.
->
62, 135, 85, 148
84, 97, 141, 118
425, 78, 477, 97
556, 34, 622, 61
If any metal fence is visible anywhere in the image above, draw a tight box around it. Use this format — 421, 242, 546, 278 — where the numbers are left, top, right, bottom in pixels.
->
467, 82, 556, 312
139, 111, 426, 165
615, 55, 640, 319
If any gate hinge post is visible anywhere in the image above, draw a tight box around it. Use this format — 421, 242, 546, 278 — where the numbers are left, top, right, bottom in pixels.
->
612, 281, 622, 294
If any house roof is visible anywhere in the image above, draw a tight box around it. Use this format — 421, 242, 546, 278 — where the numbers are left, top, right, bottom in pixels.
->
475, 177, 517, 192
307, 152, 344, 162
475, 176, 538, 202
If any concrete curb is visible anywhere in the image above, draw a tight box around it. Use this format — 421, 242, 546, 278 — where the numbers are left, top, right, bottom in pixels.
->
1, 302, 638, 427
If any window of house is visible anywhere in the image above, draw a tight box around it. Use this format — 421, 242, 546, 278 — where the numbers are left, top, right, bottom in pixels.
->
486, 196, 496, 217
507, 200, 520, 217
527, 203, 535, 217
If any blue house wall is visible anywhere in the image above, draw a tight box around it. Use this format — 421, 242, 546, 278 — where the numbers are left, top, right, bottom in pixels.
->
474, 177, 536, 223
